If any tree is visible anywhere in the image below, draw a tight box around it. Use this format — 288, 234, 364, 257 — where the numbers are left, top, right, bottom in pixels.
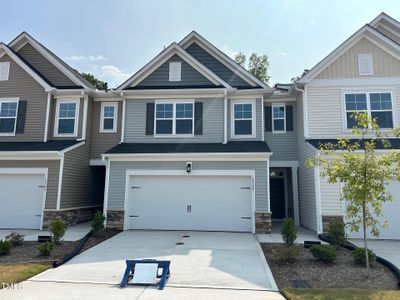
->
234, 52, 270, 84
291, 69, 309, 83
307, 112, 400, 270
80, 72, 108, 90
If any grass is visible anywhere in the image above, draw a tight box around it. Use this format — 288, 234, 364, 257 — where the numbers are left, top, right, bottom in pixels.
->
282, 288, 400, 300
0, 263, 50, 287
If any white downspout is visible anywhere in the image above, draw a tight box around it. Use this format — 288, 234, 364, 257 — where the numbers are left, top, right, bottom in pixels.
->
261, 95, 265, 142
294, 84, 309, 139
56, 153, 64, 210
79, 94, 89, 141
120, 95, 126, 144
223, 90, 228, 144
103, 157, 110, 225
44, 92, 52, 142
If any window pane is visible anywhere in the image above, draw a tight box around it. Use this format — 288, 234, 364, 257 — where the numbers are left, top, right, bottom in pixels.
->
103, 118, 114, 130
345, 94, 367, 110
234, 104, 252, 119
0, 102, 17, 117
176, 119, 193, 134
58, 119, 75, 134
59, 103, 76, 118
104, 106, 114, 118
235, 120, 252, 135
0, 118, 15, 133
176, 103, 193, 118
370, 93, 392, 110
155, 119, 173, 134
273, 106, 285, 118
274, 119, 285, 131
371, 111, 393, 128
156, 104, 173, 118
346, 112, 362, 129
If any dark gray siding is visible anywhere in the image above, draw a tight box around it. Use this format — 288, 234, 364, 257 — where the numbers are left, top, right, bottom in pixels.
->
0, 54, 47, 142
17, 43, 77, 87
107, 160, 268, 211
124, 98, 224, 143
185, 42, 253, 88
134, 54, 215, 88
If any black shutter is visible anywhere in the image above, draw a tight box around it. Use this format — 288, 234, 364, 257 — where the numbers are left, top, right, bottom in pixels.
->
16, 100, 27, 134
194, 102, 203, 135
145, 102, 155, 135
286, 105, 294, 131
264, 106, 272, 132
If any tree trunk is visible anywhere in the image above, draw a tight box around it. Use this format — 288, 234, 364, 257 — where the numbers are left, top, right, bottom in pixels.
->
362, 200, 370, 270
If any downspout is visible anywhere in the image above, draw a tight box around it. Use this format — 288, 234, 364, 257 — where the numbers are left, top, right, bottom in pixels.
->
102, 156, 110, 226
56, 152, 64, 210
294, 84, 309, 139
79, 93, 89, 141
44, 92, 52, 142
261, 95, 265, 142
223, 90, 228, 144
120, 93, 126, 144
314, 151, 323, 233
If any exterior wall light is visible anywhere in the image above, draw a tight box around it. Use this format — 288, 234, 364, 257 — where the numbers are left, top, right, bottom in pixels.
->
186, 162, 192, 173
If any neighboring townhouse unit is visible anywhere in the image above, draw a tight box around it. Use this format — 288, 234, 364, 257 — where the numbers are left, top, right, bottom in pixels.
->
0, 32, 103, 229
297, 12, 400, 239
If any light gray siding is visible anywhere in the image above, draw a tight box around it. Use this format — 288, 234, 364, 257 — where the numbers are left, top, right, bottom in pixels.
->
320, 176, 343, 216
0, 54, 47, 142
124, 98, 224, 143
17, 43, 78, 87
90, 101, 122, 159
228, 98, 262, 141
0, 160, 60, 209
135, 54, 215, 88
108, 160, 268, 211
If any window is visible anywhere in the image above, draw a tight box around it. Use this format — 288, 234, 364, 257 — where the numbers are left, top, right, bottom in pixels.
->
232, 100, 255, 137
169, 62, 182, 82
54, 99, 79, 136
344, 92, 393, 129
0, 62, 10, 81
100, 102, 118, 133
357, 54, 373, 76
272, 104, 286, 132
0, 99, 18, 135
155, 101, 194, 136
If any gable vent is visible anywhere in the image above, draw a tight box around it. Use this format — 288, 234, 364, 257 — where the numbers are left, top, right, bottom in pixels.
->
0, 61, 10, 81
169, 61, 181, 81
357, 53, 374, 76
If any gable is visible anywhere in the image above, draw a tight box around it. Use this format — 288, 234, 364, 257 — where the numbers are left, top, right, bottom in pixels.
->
185, 42, 254, 89
375, 25, 400, 45
315, 37, 400, 79
133, 54, 217, 89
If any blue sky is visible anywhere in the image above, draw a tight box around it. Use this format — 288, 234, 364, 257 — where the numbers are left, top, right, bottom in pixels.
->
2, 0, 400, 87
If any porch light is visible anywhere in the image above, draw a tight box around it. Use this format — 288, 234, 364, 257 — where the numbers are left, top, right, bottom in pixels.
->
186, 162, 192, 173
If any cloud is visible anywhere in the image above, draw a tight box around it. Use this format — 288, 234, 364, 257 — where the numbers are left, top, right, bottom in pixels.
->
66, 54, 108, 61
87, 64, 131, 87
290, 26, 303, 33
276, 51, 289, 57
309, 19, 316, 25
219, 44, 239, 59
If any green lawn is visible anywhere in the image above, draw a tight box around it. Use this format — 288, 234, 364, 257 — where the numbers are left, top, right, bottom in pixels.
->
282, 288, 400, 300
0, 263, 50, 287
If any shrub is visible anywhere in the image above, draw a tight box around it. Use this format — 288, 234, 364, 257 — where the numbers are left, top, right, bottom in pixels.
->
5, 232, 25, 246
0, 240, 12, 256
50, 220, 65, 244
310, 244, 337, 263
327, 219, 346, 247
353, 247, 376, 266
37, 241, 55, 256
276, 246, 299, 264
91, 211, 106, 235
281, 218, 297, 246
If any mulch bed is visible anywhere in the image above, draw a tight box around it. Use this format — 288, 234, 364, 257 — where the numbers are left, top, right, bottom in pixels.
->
262, 243, 399, 290
79, 228, 121, 253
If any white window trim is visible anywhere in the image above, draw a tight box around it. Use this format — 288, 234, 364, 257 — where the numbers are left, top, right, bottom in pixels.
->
230, 99, 256, 138
154, 99, 195, 137
100, 102, 118, 133
0, 61, 10, 81
341, 89, 396, 132
54, 98, 80, 137
0, 98, 19, 136
272, 103, 286, 133
169, 61, 182, 82
357, 53, 374, 76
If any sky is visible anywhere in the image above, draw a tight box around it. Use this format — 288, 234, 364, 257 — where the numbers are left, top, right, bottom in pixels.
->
2, 0, 400, 88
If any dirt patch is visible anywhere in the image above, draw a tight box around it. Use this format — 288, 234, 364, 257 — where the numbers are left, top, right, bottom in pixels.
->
79, 228, 121, 253
262, 243, 399, 290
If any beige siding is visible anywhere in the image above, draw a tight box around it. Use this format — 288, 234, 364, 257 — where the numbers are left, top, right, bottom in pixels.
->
0, 54, 47, 141
316, 38, 400, 79
375, 25, 400, 45
17, 43, 77, 87
90, 101, 122, 159
320, 176, 343, 216
0, 160, 60, 209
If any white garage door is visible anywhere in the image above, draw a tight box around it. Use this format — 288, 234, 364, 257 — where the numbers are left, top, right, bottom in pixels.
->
346, 181, 400, 240
0, 173, 46, 229
126, 175, 253, 232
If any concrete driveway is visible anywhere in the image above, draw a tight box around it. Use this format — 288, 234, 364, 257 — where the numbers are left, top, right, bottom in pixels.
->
1, 231, 284, 300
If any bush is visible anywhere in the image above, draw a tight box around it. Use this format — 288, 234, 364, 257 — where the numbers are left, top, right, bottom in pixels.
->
276, 246, 299, 264
0, 240, 12, 256
281, 218, 297, 246
37, 241, 55, 256
5, 232, 25, 246
310, 244, 337, 263
91, 211, 106, 235
353, 247, 376, 266
50, 220, 65, 244
327, 219, 346, 247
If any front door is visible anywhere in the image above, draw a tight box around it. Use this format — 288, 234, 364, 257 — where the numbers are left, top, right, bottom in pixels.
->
270, 177, 286, 219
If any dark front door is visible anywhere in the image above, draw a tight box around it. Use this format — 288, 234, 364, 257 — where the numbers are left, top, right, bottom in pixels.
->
270, 178, 285, 219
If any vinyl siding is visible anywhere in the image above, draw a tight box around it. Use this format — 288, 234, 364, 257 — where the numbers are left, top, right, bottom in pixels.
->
185, 42, 253, 88
375, 25, 400, 46
0, 54, 47, 141
135, 54, 215, 88
320, 176, 343, 216
265, 102, 298, 161
90, 101, 122, 158
0, 160, 60, 209
228, 98, 262, 141
17, 43, 77, 87
124, 98, 224, 143
316, 37, 400, 79
107, 160, 268, 211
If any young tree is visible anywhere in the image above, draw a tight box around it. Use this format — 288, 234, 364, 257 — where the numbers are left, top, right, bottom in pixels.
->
234, 52, 246, 68
80, 72, 108, 90
234, 52, 270, 83
307, 112, 400, 269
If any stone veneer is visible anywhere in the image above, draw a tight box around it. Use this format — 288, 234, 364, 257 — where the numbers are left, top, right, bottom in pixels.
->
106, 209, 124, 230
43, 206, 102, 229
322, 215, 344, 233
255, 211, 272, 233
